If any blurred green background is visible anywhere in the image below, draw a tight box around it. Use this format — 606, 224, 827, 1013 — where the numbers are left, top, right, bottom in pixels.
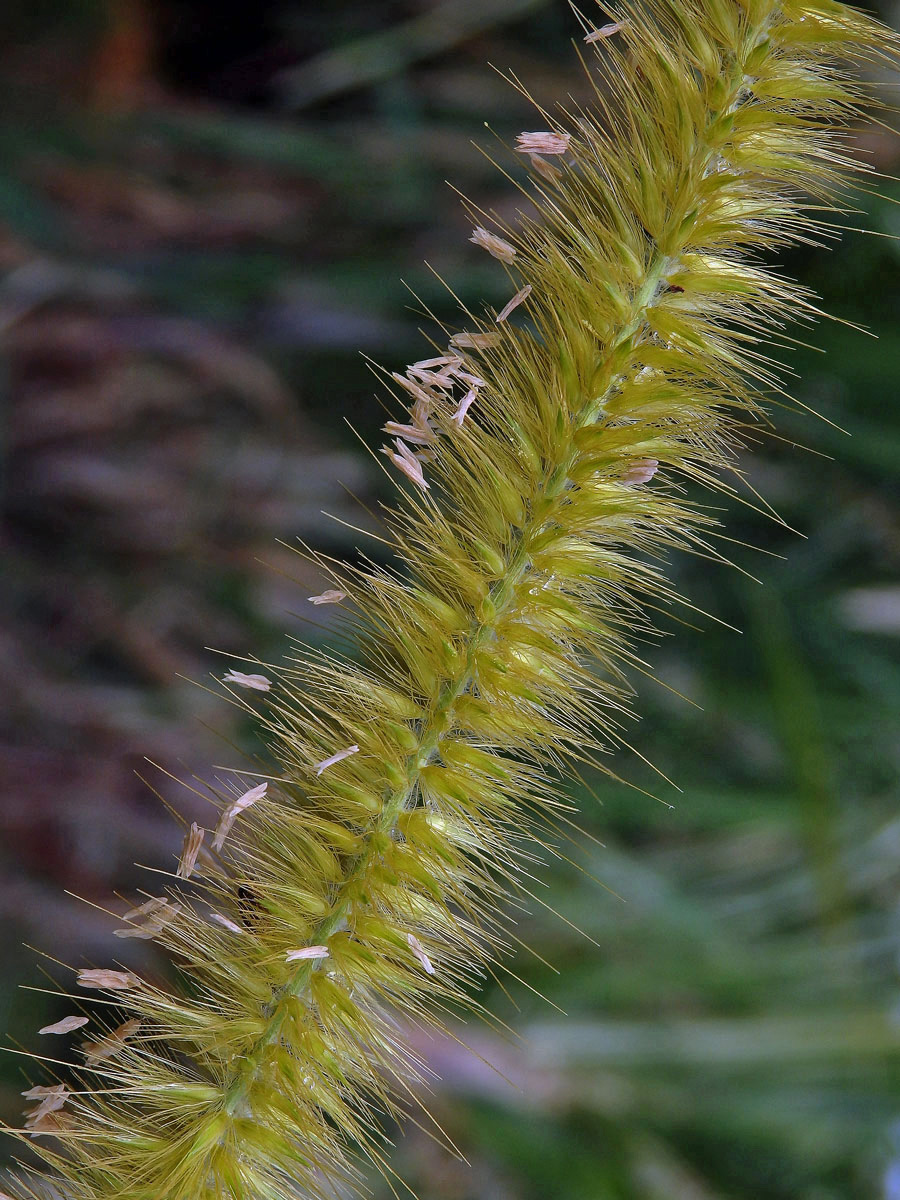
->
0, 2, 898, 1197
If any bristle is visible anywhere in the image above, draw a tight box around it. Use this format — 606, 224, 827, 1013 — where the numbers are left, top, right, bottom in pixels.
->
6, 1, 896, 1197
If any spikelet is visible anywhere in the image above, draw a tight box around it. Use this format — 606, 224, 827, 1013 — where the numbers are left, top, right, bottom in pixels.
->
4, 1, 896, 1197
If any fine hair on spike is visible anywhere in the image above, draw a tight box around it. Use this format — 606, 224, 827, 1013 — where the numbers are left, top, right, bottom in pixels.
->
4, 1, 897, 1197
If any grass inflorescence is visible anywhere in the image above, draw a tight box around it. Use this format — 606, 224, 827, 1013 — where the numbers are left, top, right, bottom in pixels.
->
3, 0, 896, 1196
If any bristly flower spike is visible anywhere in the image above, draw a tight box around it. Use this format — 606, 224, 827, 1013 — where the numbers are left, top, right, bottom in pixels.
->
4, 1, 897, 1197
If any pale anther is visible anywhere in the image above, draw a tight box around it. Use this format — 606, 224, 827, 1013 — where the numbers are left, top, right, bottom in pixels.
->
515, 131, 571, 156
77, 968, 138, 991
451, 332, 500, 350
123, 896, 169, 921
411, 355, 461, 371
308, 589, 347, 605
115, 899, 180, 940
39, 1015, 89, 1036
22, 1084, 67, 1101
23, 1083, 69, 1131
408, 932, 435, 975
213, 781, 268, 852
469, 226, 516, 264
210, 912, 243, 934
623, 458, 659, 485
286, 946, 330, 962
451, 368, 486, 388
81, 1018, 142, 1065
451, 389, 478, 427
223, 670, 271, 692
585, 21, 625, 41
385, 440, 429, 490
496, 284, 532, 323
391, 371, 439, 406
315, 744, 359, 776
177, 822, 205, 879
26, 1110, 74, 1137
383, 420, 435, 446
407, 366, 455, 389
